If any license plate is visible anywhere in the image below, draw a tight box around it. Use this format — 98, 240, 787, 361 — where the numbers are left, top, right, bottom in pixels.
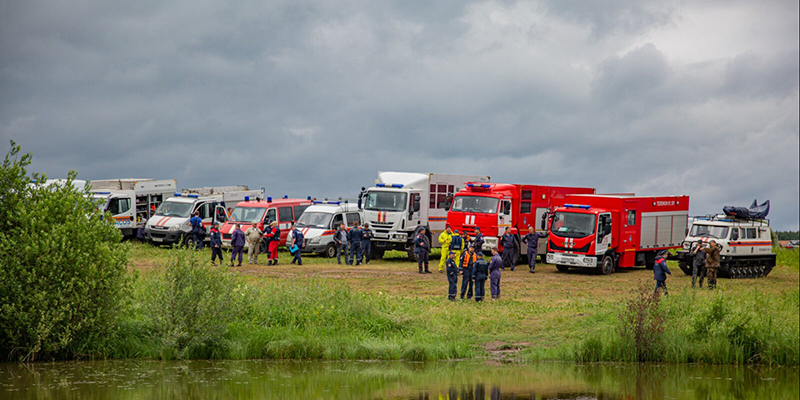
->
152, 237, 163, 242
375, 233, 389, 239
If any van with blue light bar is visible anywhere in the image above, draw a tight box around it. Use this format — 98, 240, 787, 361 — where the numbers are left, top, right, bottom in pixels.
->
89, 178, 178, 239
294, 202, 361, 257
144, 185, 264, 247
360, 171, 490, 260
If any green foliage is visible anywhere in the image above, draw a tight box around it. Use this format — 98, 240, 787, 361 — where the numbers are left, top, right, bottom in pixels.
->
775, 246, 799, 270
0, 141, 130, 361
137, 247, 250, 359
775, 231, 799, 240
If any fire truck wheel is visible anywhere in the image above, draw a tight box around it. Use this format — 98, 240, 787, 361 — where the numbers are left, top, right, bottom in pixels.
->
324, 243, 337, 258
406, 248, 419, 262
259, 239, 269, 254
556, 264, 569, 273
371, 248, 385, 260
598, 255, 615, 275
678, 261, 692, 275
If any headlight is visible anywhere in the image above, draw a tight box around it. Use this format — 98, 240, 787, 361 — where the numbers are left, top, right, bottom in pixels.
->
682, 242, 691, 250
169, 225, 182, 232
309, 237, 320, 244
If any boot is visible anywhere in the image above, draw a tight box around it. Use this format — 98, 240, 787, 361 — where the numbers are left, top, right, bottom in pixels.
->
425, 266, 431, 274
418, 266, 423, 274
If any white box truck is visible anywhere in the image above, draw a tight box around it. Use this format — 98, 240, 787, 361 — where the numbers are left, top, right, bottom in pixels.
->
144, 185, 263, 247
360, 172, 490, 260
90, 178, 178, 238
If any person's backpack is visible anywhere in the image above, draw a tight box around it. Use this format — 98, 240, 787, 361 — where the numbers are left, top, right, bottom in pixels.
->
450, 235, 463, 250
191, 217, 202, 233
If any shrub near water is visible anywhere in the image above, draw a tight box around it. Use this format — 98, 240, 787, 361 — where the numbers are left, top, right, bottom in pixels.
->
0, 142, 130, 361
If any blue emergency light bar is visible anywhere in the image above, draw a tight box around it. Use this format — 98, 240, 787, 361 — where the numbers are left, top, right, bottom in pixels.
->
467, 183, 491, 188
245, 196, 250, 201
375, 183, 404, 188
187, 194, 199, 198
313, 200, 341, 205
307, 196, 312, 200
92, 191, 111, 195
376, 183, 385, 187
564, 204, 591, 209
174, 193, 182, 196
267, 197, 272, 202
284, 195, 288, 199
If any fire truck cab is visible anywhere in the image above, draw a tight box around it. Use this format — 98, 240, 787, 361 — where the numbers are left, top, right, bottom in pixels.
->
220, 197, 312, 248
446, 183, 594, 262
546, 194, 689, 275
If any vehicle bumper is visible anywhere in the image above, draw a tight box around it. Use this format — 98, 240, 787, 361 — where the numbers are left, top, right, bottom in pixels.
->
146, 229, 184, 245
547, 252, 598, 267
303, 243, 327, 253
483, 236, 498, 252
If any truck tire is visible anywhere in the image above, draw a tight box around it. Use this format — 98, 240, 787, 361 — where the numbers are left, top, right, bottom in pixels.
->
324, 243, 337, 258
598, 254, 615, 275
678, 260, 692, 276
407, 248, 419, 262
644, 251, 656, 270
260, 238, 269, 254
556, 264, 570, 273
371, 248, 385, 260
184, 234, 195, 248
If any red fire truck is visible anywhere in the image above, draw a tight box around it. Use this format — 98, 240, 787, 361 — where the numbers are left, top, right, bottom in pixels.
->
446, 183, 595, 263
545, 194, 690, 275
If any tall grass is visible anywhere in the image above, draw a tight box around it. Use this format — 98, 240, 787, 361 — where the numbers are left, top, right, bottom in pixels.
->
775, 246, 799, 270
575, 287, 800, 365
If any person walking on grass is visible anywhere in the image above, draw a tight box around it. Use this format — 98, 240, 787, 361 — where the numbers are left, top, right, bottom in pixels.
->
473, 252, 489, 302
446, 251, 459, 301
704, 240, 721, 290
245, 221, 262, 265
209, 222, 223, 266
190, 211, 204, 250
653, 249, 671, 295
230, 223, 245, 267
415, 228, 431, 274
459, 245, 477, 300
489, 247, 503, 300
263, 221, 280, 265
690, 242, 706, 288
522, 225, 545, 274
438, 225, 454, 273
290, 222, 304, 265
334, 223, 348, 265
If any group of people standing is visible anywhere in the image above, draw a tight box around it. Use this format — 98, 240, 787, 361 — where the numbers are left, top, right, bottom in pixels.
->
652, 240, 722, 295
333, 222, 375, 265
206, 220, 301, 267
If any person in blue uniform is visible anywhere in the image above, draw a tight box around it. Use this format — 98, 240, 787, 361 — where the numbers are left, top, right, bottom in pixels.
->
415, 228, 431, 274
471, 227, 484, 255
522, 225, 546, 274
473, 253, 489, 302
209, 222, 223, 266
489, 247, 503, 300
190, 211, 204, 249
500, 227, 516, 271
290, 223, 304, 265
446, 251, 459, 301
348, 222, 363, 265
653, 250, 671, 295
361, 223, 374, 264
230, 224, 245, 267
459, 246, 477, 300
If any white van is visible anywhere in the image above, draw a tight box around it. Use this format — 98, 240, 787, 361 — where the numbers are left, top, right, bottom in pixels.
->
296, 201, 362, 257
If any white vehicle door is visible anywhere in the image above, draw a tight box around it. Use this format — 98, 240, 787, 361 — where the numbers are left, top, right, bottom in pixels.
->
596, 213, 612, 254
108, 196, 134, 229
498, 199, 512, 231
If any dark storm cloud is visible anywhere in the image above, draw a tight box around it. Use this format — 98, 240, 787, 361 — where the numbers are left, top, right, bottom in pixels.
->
1, 0, 798, 229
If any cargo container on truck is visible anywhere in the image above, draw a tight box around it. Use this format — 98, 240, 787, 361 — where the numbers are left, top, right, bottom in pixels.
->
145, 186, 262, 247
90, 178, 177, 238
446, 183, 595, 263
546, 194, 689, 275
360, 172, 490, 260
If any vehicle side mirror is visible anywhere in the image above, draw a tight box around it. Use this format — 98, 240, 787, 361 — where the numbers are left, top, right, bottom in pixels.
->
540, 212, 548, 231
731, 230, 739, 240
604, 224, 612, 235
414, 198, 420, 212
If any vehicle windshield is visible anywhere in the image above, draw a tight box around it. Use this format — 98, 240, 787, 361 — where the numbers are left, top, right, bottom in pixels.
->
296, 212, 333, 229
364, 191, 408, 212
155, 201, 193, 218
92, 196, 109, 211
550, 212, 596, 238
690, 224, 730, 240
231, 207, 266, 223
450, 195, 499, 214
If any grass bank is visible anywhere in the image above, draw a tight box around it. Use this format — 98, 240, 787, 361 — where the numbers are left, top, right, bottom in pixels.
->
115, 243, 799, 365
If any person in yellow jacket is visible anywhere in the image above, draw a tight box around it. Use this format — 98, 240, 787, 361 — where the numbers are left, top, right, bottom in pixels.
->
438, 225, 454, 272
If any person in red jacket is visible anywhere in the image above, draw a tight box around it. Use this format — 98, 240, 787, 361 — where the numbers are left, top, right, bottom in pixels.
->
263, 221, 281, 265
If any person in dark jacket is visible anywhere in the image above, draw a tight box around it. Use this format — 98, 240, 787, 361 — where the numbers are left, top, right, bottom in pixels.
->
415, 228, 431, 274
522, 225, 546, 274
209, 222, 223, 266
290, 223, 304, 265
473, 253, 489, 302
653, 250, 671, 295
230, 224, 245, 267
459, 246, 477, 299
334, 223, 348, 265
500, 227, 516, 271
361, 223, 374, 264
704, 240, 721, 290
690, 242, 706, 288
489, 247, 503, 300
446, 251, 459, 301
471, 227, 484, 254
348, 222, 363, 265
190, 211, 204, 249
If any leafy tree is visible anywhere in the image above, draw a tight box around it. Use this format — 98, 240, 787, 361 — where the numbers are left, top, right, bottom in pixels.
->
0, 141, 130, 361
775, 231, 799, 241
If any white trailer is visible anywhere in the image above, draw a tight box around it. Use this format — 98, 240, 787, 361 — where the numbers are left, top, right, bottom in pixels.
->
90, 179, 177, 238
144, 186, 263, 247
360, 172, 490, 260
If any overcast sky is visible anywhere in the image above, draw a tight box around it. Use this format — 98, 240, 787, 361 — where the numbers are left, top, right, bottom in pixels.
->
1, 0, 798, 230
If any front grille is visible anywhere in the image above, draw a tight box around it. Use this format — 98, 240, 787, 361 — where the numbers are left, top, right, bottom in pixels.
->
374, 228, 392, 234
549, 241, 591, 253
223, 233, 232, 240
151, 232, 167, 239
151, 225, 168, 231
372, 222, 393, 227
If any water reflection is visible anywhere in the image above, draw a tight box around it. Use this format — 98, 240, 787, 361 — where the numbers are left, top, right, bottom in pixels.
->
0, 360, 796, 399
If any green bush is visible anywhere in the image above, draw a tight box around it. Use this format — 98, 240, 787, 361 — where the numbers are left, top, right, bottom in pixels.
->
0, 141, 130, 361
138, 247, 250, 359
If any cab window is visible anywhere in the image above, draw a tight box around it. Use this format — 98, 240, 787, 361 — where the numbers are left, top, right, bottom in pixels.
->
197, 203, 211, 219
331, 213, 344, 229
346, 213, 361, 227
745, 228, 757, 239
264, 208, 277, 224
278, 207, 293, 222
627, 210, 636, 226
215, 207, 227, 222
108, 198, 131, 215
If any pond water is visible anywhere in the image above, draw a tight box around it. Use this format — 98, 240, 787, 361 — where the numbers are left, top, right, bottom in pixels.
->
1, 360, 797, 399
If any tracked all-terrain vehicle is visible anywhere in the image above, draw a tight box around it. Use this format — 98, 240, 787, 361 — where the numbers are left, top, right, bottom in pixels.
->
672, 200, 776, 279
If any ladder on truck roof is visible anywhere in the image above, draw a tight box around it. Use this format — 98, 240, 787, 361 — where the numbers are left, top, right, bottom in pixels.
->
182, 186, 250, 196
